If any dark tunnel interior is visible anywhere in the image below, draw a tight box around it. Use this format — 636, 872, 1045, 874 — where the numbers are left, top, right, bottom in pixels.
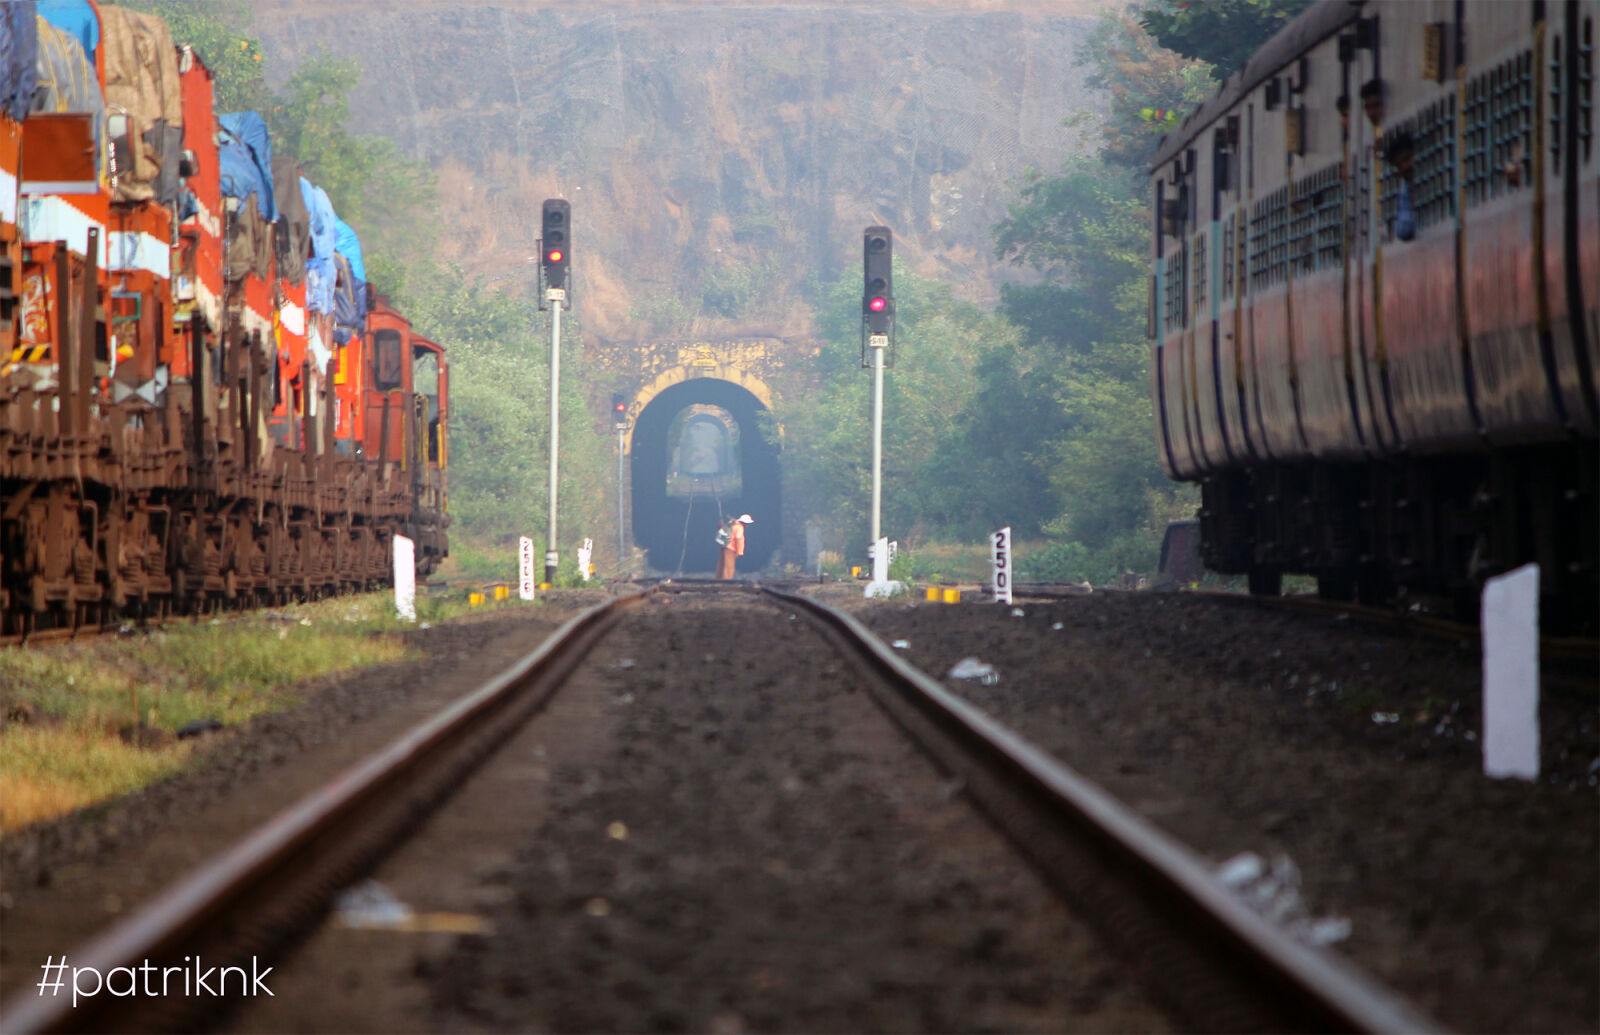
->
631, 378, 781, 573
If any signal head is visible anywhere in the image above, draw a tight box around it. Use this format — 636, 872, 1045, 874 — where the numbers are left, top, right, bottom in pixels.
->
862, 225, 893, 332
541, 199, 571, 290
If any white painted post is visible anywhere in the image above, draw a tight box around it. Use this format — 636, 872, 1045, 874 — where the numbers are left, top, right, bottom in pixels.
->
519, 535, 537, 601
545, 293, 562, 585
991, 526, 1012, 604
864, 537, 903, 598
393, 535, 416, 622
1482, 563, 1540, 781
577, 538, 594, 582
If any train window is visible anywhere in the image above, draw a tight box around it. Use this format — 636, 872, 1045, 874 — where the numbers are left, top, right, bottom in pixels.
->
1193, 230, 1206, 312
1288, 164, 1343, 273
1380, 98, 1456, 233
1581, 18, 1594, 162
373, 329, 404, 391
1464, 51, 1534, 205
1163, 245, 1187, 331
1350, 151, 1371, 254
1153, 181, 1165, 258
412, 350, 439, 397
1235, 210, 1248, 295
1221, 215, 1235, 298
1249, 186, 1289, 289
1552, 33, 1563, 170
1148, 276, 1156, 339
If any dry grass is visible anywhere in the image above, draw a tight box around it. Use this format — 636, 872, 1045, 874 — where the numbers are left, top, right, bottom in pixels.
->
0, 592, 449, 833
0, 729, 194, 831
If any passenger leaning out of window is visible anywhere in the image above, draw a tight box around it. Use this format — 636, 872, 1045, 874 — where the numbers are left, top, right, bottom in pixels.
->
1384, 131, 1417, 242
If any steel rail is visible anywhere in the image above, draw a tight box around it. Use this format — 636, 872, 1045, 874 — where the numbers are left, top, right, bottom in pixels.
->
0, 589, 653, 1035
764, 585, 1444, 1034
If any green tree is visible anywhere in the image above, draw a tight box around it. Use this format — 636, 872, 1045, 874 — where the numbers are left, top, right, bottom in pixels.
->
993, 160, 1147, 353
788, 262, 1020, 551
1138, 0, 1313, 80
264, 54, 435, 241
1081, 13, 1215, 171
119, 0, 269, 111
397, 261, 612, 559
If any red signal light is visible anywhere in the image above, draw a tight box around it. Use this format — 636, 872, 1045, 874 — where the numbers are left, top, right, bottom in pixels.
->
869, 296, 887, 312
547, 249, 563, 264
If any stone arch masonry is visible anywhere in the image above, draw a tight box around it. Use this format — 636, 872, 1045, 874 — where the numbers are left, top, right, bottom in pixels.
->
593, 337, 821, 570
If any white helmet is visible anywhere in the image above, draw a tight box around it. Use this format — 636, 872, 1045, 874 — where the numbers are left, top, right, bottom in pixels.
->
737, 514, 753, 523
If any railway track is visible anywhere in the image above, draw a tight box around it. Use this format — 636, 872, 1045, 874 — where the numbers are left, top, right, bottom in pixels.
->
0, 582, 1439, 1034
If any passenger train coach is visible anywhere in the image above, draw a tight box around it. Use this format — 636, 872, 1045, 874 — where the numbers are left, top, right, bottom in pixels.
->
0, 1, 448, 635
1151, 0, 1598, 624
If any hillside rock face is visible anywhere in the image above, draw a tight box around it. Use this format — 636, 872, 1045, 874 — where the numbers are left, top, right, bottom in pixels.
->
256, 3, 1101, 344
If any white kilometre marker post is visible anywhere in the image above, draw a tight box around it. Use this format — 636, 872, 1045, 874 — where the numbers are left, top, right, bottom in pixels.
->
1482, 563, 1540, 780
519, 535, 536, 601
393, 535, 416, 622
991, 526, 1012, 605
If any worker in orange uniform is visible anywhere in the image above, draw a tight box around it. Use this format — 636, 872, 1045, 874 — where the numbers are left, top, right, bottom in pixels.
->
717, 513, 752, 579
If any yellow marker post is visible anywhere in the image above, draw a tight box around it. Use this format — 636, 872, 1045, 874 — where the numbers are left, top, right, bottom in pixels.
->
925, 586, 941, 602
494, 585, 509, 601
469, 592, 485, 607
942, 588, 960, 604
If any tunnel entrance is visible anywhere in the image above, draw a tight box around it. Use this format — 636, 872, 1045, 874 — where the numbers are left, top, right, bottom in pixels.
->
632, 378, 781, 573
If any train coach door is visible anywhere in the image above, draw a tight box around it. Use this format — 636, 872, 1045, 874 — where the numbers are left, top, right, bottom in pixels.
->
368, 325, 408, 468
1346, 17, 1398, 455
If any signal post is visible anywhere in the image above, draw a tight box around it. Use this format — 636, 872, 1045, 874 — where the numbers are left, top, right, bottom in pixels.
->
862, 226, 894, 549
540, 200, 571, 586
612, 392, 628, 573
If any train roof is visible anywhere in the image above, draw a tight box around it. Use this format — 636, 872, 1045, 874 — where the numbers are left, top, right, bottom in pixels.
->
1150, 0, 1364, 170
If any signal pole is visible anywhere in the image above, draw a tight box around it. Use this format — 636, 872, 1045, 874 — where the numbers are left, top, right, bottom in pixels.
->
870, 338, 884, 545
546, 295, 561, 585
541, 199, 571, 586
612, 394, 628, 574
862, 226, 894, 548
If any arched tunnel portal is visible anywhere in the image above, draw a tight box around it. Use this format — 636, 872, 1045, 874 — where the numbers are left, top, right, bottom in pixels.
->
631, 377, 781, 573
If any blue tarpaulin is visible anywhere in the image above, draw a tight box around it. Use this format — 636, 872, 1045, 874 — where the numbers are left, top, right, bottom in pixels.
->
300, 176, 338, 314
32, 11, 100, 118
37, 0, 95, 62
1, 2, 38, 122
218, 111, 275, 221
332, 215, 366, 284
332, 253, 366, 343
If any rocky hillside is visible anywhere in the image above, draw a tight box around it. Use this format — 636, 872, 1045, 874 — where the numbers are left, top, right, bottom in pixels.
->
253, 1, 1108, 345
